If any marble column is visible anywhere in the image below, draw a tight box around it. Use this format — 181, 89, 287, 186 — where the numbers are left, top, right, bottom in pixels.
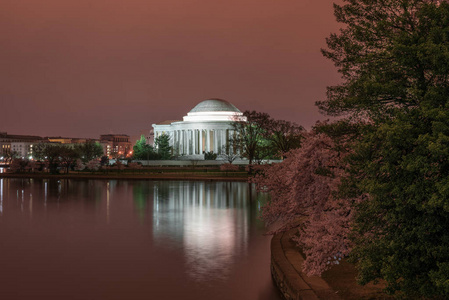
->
188, 130, 192, 155
194, 130, 198, 154
198, 129, 203, 154
177, 130, 180, 155
187, 130, 190, 155
172, 131, 174, 153
172, 131, 176, 154
184, 130, 188, 155
221, 129, 227, 154
191, 130, 194, 155
181, 130, 185, 155
205, 130, 210, 152
215, 130, 219, 154
185, 130, 188, 155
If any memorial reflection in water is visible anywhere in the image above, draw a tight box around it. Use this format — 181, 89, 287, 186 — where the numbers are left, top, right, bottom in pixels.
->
0, 178, 278, 300
152, 181, 258, 281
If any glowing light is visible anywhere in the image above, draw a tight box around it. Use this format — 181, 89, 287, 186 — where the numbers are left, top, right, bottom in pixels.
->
44, 181, 47, 205
0, 179, 3, 215
107, 181, 110, 224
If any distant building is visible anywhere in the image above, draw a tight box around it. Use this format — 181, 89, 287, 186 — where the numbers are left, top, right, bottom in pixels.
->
152, 99, 247, 159
46, 137, 93, 144
47, 137, 73, 144
100, 134, 132, 158
0, 132, 43, 158
147, 129, 154, 145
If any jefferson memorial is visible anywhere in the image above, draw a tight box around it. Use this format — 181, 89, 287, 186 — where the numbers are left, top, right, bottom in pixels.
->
152, 99, 247, 159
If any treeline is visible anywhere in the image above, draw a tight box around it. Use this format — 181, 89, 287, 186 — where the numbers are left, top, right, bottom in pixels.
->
11, 141, 105, 174
232, 111, 303, 164
132, 134, 171, 160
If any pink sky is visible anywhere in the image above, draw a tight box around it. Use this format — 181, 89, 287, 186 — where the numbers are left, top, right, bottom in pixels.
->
1, 0, 342, 138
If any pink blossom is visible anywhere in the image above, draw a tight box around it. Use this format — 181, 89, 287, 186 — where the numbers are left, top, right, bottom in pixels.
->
254, 130, 355, 276
86, 159, 100, 171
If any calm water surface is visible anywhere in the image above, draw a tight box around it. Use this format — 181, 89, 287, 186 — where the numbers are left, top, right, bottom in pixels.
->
0, 178, 281, 300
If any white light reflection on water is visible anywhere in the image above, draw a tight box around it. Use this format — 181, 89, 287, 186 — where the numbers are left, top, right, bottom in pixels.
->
44, 180, 47, 206
106, 181, 110, 224
0, 179, 279, 300
153, 181, 250, 282
0, 178, 3, 215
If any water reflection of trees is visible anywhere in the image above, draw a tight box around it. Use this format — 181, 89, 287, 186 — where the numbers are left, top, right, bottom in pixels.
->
132, 183, 154, 222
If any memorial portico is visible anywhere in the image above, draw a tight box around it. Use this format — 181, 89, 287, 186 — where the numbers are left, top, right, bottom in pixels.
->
152, 99, 247, 159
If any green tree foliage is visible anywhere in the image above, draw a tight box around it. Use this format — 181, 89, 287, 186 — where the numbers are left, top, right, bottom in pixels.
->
268, 119, 303, 158
33, 143, 47, 161
33, 143, 80, 174
204, 151, 217, 160
35, 144, 78, 174
3, 151, 18, 163
100, 156, 109, 166
58, 146, 79, 174
74, 141, 103, 163
233, 111, 273, 164
320, 0, 449, 297
133, 135, 160, 160
42, 144, 62, 174
155, 134, 172, 160
233, 111, 303, 163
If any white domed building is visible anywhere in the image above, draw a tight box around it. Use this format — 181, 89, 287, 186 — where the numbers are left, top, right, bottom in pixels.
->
152, 99, 247, 159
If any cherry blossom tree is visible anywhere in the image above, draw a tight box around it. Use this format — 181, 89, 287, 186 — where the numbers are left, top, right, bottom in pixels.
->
86, 159, 100, 171
74, 159, 85, 172
254, 129, 354, 276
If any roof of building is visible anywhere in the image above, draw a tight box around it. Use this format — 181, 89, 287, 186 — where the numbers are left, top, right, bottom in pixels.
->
100, 134, 130, 137
155, 120, 182, 125
0, 133, 43, 141
189, 99, 241, 113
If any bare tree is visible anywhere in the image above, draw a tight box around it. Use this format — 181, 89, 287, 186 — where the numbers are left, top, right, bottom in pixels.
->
219, 144, 240, 164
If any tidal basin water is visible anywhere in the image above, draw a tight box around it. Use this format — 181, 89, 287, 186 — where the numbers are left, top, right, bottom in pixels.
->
0, 178, 281, 300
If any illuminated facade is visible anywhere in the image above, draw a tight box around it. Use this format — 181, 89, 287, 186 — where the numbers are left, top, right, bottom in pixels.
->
99, 134, 132, 158
152, 99, 247, 159
0, 132, 42, 158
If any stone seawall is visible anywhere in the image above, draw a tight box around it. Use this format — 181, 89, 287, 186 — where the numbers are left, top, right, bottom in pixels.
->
271, 230, 340, 300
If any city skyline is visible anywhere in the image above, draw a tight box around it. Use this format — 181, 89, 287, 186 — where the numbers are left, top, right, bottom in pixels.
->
1, 0, 342, 138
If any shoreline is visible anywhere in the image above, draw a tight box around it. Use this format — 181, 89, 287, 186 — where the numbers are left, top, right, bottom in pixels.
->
0, 172, 249, 182
271, 229, 340, 300
271, 228, 390, 300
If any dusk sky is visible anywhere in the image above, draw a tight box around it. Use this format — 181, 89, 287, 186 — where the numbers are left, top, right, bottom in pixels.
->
1, 0, 342, 138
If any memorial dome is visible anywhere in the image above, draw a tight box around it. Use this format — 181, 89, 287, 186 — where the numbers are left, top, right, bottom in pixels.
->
152, 98, 247, 158
189, 99, 241, 113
